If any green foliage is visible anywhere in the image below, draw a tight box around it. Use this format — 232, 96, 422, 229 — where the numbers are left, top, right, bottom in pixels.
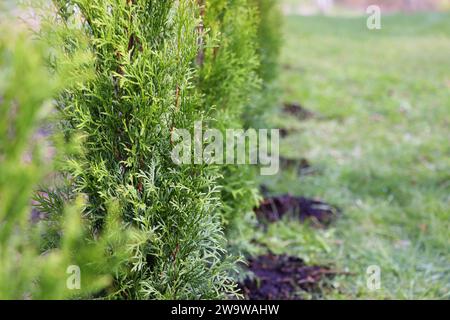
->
199, 0, 261, 124
0, 22, 130, 299
246, 0, 282, 127
196, 0, 261, 238
46, 0, 239, 299
0, 0, 283, 299
197, 0, 282, 246
252, 0, 282, 85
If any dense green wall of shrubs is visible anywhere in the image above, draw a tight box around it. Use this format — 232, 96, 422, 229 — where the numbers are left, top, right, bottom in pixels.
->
0, 0, 281, 299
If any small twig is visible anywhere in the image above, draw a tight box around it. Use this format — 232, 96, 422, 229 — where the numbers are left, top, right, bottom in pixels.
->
196, 0, 206, 66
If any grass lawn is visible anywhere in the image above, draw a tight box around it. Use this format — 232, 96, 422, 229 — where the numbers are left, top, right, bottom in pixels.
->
258, 13, 450, 299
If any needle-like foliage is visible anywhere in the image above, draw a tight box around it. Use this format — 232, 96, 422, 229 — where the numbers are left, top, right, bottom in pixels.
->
23, 0, 282, 299
0, 18, 132, 299
197, 0, 282, 246
45, 0, 239, 299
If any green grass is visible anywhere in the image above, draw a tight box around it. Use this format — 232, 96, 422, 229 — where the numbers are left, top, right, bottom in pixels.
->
258, 13, 450, 299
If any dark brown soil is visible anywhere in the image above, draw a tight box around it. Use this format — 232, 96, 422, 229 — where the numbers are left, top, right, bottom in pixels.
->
280, 128, 289, 138
280, 157, 316, 175
255, 194, 339, 227
239, 253, 335, 300
283, 102, 316, 120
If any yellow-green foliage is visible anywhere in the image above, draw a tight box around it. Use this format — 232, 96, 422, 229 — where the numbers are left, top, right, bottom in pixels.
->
197, 0, 282, 237
0, 21, 131, 299
46, 0, 238, 299
0, 0, 282, 299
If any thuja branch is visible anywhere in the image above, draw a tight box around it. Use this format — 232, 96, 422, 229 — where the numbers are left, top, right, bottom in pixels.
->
196, 0, 206, 66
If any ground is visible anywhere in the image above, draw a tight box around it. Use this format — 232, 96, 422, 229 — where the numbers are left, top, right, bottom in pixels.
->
254, 13, 450, 299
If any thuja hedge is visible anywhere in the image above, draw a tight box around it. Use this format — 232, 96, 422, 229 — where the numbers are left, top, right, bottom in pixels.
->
0, 20, 133, 299
36, 0, 281, 299
197, 0, 261, 248
197, 0, 281, 250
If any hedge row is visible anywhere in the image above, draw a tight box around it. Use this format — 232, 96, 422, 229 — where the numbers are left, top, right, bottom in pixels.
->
0, 0, 281, 299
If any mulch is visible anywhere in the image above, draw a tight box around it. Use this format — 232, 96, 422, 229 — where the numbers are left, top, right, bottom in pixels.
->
254, 194, 339, 227
239, 253, 337, 300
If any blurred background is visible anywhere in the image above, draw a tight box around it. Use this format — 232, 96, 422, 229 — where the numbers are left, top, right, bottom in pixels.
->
254, 0, 450, 299
282, 0, 450, 15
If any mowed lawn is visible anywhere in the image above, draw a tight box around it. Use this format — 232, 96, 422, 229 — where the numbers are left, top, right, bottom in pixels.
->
259, 13, 450, 299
